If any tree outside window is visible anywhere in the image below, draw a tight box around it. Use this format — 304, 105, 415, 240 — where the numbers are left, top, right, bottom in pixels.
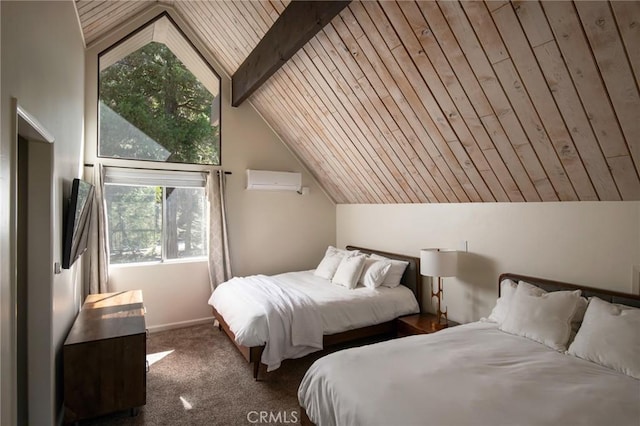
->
98, 14, 221, 165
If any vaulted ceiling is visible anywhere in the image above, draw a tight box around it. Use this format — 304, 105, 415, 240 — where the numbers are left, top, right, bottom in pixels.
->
75, 0, 640, 203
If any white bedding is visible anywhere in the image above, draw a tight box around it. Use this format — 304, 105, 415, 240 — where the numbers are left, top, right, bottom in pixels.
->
208, 270, 419, 347
298, 322, 640, 426
211, 275, 323, 372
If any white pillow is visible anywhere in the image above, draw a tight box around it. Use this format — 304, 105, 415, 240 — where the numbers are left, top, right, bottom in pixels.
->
370, 254, 409, 288
487, 279, 518, 324
332, 254, 367, 289
499, 281, 582, 351
314, 246, 357, 280
358, 258, 392, 289
567, 297, 640, 379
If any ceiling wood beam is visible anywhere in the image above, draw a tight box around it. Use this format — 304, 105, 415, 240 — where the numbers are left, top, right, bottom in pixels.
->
231, 0, 351, 107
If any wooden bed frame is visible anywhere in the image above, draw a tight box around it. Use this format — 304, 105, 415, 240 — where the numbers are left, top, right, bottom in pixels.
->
299, 272, 640, 425
499, 273, 640, 308
211, 246, 423, 380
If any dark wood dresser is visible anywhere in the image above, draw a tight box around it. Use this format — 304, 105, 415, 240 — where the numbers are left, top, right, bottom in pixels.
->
63, 290, 146, 423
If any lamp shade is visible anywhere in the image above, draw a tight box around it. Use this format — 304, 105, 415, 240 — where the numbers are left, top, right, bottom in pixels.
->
420, 249, 458, 277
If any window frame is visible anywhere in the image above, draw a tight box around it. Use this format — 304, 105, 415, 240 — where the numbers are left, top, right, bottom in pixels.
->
104, 167, 209, 266
96, 11, 223, 167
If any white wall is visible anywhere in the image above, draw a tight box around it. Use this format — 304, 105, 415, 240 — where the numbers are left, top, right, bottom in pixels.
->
337, 202, 640, 324
84, 5, 336, 330
0, 1, 85, 424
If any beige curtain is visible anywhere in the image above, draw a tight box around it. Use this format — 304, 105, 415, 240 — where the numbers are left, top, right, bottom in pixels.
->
206, 170, 232, 291
83, 163, 109, 297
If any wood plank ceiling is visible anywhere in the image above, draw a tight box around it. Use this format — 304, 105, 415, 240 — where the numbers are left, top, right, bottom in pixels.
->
76, 0, 640, 204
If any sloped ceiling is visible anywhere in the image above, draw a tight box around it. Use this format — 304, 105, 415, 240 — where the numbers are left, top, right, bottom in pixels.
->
76, 0, 640, 203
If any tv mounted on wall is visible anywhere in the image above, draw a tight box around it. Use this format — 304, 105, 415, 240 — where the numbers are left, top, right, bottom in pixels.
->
62, 178, 95, 269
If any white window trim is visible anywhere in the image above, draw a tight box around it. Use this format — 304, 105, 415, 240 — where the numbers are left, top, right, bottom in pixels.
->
104, 166, 209, 266
104, 166, 207, 188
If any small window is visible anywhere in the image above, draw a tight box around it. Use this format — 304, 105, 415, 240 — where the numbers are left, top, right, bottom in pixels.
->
98, 14, 221, 165
104, 168, 208, 265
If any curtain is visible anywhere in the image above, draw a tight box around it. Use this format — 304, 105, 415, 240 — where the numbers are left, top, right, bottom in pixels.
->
83, 163, 109, 297
206, 170, 232, 291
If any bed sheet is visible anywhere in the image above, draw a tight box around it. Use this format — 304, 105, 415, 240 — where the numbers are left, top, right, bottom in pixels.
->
208, 270, 419, 347
298, 322, 640, 426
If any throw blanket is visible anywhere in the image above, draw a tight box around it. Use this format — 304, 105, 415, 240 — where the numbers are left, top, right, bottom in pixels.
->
211, 275, 323, 371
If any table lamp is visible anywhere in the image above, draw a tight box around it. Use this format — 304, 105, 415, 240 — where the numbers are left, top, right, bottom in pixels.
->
420, 249, 458, 328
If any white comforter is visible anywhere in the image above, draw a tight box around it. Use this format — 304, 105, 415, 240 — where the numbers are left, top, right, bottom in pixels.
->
208, 270, 419, 369
210, 274, 322, 371
299, 322, 640, 426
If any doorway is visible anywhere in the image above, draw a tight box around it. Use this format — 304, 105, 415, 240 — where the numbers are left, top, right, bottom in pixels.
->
13, 101, 55, 425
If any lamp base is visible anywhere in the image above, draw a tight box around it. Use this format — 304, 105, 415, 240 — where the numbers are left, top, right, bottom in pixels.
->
426, 320, 448, 332
431, 277, 448, 327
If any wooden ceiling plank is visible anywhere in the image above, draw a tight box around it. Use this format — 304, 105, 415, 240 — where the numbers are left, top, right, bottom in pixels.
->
533, 40, 620, 201
176, 1, 237, 75
75, 1, 105, 15
316, 18, 444, 202
346, 4, 475, 202
83, 2, 148, 44
384, 1, 510, 202
611, 1, 640, 84
281, 59, 393, 204
258, 0, 448, 205
243, 4, 377, 203
274, 70, 384, 202
515, 1, 620, 201
324, 9, 450, 202
180, 1, 242, 70
492, 2, 595, 201
320, 22, 447, 203
443, 1, 553, 201
606, 156, 640, 201
478, 114, 538, 201
359, 2, 486, 202
575, 1, 640, 185
218, 0, 368, 202
256, 84, 362, 203
279, 43, 404, 203
543, 0, 640, 200
492, 58, 575, 201
332, 11, 457, 202
254, 2, 385, 203
77, 1, 114, 24
253, 93, 346, 202
456, 1, 560, 201
510, 0, 554, 47
254, 92, 351, 203
417, 1, 529, 201
231, 0, 352, 107
308, 35, 430, 203
315, 29, 442, 203
214, 2, 255, 61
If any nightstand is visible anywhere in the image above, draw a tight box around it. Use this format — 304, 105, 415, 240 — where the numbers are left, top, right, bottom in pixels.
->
396, 313, 459, 337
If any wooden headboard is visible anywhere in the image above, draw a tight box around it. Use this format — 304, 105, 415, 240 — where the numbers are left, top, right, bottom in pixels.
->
499, 273, 640, 308
347, 246, 423, 312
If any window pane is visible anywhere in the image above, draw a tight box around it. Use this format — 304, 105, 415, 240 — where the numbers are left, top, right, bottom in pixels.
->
105, 185, 162, 264
99, 28, 221, 165
165, 187, 207, 260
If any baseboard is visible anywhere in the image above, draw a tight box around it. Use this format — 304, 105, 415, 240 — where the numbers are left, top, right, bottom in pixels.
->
147, 317, 215, 333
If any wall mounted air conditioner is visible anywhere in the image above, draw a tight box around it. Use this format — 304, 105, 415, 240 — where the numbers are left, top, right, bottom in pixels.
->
246, 169, 302, 192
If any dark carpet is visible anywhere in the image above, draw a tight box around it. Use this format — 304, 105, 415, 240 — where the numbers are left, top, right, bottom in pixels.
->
82, 323, 388, 426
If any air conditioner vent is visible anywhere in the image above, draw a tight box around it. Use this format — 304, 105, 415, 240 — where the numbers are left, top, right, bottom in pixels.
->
246, 169, 302, 192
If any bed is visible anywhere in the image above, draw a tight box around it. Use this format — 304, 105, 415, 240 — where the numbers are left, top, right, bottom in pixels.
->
298, 273, 640, 426
208, 246, 422, 379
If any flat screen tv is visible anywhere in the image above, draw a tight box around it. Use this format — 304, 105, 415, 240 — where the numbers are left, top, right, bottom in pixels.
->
62, 178, 95, 269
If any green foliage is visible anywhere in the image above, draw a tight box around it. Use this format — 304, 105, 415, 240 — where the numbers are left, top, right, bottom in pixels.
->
99, 42, 220, 165
105, 185, 161, 264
